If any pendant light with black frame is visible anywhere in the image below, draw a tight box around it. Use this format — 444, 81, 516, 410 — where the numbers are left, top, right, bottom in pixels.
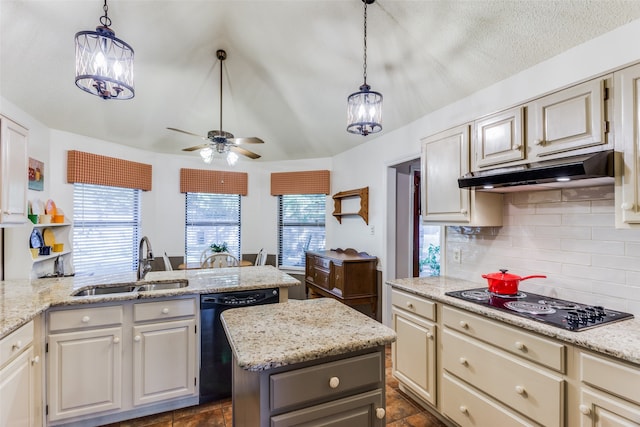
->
347, 0, 382, 136
75, 0, 135, 100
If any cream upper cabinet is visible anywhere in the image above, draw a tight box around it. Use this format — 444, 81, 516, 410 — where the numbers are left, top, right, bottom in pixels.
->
614, 63, 640, 227
421, 124, 502, 226
473, 106, 525, 170
0, 115, 28, 224
527, 77, 610, 160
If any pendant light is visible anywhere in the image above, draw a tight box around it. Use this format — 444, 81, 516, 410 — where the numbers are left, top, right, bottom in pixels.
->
75, 0, 135, 100
347, 0, 382, 136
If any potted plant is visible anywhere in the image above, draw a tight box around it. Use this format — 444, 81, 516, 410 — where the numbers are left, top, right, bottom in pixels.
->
210, 242, 229, 253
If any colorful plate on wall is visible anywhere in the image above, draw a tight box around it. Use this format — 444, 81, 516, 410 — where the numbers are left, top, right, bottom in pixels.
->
43, 228, 55, 246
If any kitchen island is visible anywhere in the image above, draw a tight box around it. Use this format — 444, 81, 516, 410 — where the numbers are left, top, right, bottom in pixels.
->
221, 298, 396, 426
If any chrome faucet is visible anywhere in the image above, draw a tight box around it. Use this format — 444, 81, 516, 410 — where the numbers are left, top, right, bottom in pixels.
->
137, 236, 154, 280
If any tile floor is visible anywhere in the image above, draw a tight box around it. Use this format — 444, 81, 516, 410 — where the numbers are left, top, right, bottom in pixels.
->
102, 345, 446, 427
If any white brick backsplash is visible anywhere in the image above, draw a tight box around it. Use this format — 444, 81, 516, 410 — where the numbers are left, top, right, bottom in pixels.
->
446, 184, 640, 316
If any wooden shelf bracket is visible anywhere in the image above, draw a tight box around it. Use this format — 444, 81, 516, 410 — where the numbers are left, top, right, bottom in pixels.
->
332, 187, 369, 224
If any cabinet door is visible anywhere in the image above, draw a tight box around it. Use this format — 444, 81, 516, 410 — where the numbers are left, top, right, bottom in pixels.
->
474, 106, 525, 169
0, 347, 35, 427
614, 63, 640, 225
132, 319, 196, 406
579, 388, 640, 427
391, 307, 436, 405
270, 389, 385, 427
47, 327, 123, 421
421, 124, 470, 222
527, 78, 608, 159
0, 116, 28, 223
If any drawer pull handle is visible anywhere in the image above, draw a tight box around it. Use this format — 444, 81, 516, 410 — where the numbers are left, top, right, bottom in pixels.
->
134, 335, 141, 342
375, 408, 386, 419
113, 337, 120, 344
515, 385, 526, 395
162, 308, 170, 314
31, 355, 40, 365
460, 209, 468, 215
406, 302, 414, 309
459, 357, 468, 366
81, 316, 90, 323
515, 341, 526, 351
459, 405, 468, 415
12, 340, 23, 350
426, 331, 433, 339
621, 202, 632, 210
579, 404, 591, 415
534, 139, 545, 146
459, 321, 468, 329
329, 376, 340, 389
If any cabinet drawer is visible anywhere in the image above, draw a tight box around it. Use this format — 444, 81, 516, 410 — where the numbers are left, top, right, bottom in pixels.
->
391, 289, 435, 321
443, 329, 564, 427
313, 256, 330, 270
443, 305, 565, 372
134, 297, 196, 322
48, 305, 123, 332
312, 270, 330, 290
0, 320, 33, 367
442, 372, 538, 427
580, 351, 640, 406
270, 352, 382, 411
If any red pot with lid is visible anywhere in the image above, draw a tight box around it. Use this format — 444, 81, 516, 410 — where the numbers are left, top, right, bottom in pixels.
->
481, 269, 547, 295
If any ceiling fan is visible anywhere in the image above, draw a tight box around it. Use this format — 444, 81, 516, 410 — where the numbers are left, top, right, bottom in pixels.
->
167, 49, 264, 164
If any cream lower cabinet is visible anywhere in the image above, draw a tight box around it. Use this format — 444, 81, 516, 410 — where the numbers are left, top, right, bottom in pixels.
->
421, 124, 502, 226
47, 297, 198, 425
576, 350, 640, 426
0, 320, 41, 427
132, 299, 197, 407
391, 289, 437, 405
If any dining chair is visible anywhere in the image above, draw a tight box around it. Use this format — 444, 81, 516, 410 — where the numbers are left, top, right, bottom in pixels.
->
201, 253, 239, 268
255, 248, 268, 266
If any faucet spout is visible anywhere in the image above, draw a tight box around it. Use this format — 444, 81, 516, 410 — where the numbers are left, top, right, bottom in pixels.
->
138, 236, 154, 280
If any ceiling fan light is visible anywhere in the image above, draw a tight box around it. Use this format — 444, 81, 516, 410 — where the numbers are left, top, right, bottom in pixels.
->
200, 146, 214, 163
226, 151, 239, 166
75, 1, 134, 100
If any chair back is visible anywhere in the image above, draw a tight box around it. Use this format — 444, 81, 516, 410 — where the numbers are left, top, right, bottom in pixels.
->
255, 248, 268, 266
163, 252, 173, 271
201, 253, 239, 268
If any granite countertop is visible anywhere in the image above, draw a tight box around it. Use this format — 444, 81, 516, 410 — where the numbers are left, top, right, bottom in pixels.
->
221, 298, 397, 372
387, 276, 640, 366
0, 265, 300, 339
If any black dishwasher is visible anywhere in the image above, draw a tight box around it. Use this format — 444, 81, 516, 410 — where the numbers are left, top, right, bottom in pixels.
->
199, 288, 280, 404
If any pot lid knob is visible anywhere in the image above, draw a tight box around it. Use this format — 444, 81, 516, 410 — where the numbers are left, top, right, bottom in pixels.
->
499, 269, 508, 274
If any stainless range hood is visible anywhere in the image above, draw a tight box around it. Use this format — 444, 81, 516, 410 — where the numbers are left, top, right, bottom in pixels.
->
458, 150, 614, 192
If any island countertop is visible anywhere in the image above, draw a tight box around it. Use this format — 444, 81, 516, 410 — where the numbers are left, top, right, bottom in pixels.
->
0, 265, 300, 339
388, 275, 640, 366
221, 298, 396, 372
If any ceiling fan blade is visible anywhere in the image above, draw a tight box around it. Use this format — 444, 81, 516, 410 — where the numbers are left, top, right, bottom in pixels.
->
182, 144, 211, 152
230, 145, 261, 159
167, 127, 208, 140
229, 137, 265, 145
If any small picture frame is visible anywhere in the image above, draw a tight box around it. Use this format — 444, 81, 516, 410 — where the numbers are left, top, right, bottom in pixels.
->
28, 157, 44, 191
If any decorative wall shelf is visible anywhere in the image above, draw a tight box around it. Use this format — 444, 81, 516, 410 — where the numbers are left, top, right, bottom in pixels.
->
332, 187, 369, 224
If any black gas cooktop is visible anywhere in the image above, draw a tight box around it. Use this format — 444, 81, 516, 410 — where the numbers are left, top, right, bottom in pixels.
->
445, 288, 634, 331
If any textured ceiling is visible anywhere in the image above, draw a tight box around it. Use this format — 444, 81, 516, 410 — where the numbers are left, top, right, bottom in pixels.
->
2, 1, 640, 162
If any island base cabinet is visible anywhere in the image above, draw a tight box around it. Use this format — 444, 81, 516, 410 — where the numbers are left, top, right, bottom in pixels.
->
132, 318, 196, 406
0, 347, 36, 427
47, 327, 123, 421
270, 389, 384, 427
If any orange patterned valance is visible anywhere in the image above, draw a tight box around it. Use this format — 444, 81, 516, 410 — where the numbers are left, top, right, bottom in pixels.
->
67, 150, 152, 191
180, 168, 248, 195
270, 170, 330, 195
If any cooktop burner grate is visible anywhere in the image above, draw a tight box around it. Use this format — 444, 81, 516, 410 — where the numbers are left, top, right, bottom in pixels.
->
445, 287, 634, 331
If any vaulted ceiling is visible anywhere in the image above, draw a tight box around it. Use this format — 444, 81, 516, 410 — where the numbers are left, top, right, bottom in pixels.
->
2, 1, 640, 162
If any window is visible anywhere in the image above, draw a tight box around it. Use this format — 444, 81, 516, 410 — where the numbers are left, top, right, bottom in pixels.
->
185, 193, 241, 265
278, 194, 325, 268
73, 183, 141, 276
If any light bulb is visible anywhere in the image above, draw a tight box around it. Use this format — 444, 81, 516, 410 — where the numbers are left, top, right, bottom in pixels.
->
200, 147, 214, 164
227, 151, 239, 166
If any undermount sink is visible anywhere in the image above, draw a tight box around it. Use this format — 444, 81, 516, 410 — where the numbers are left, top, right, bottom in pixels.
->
71, 280, 189, 297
